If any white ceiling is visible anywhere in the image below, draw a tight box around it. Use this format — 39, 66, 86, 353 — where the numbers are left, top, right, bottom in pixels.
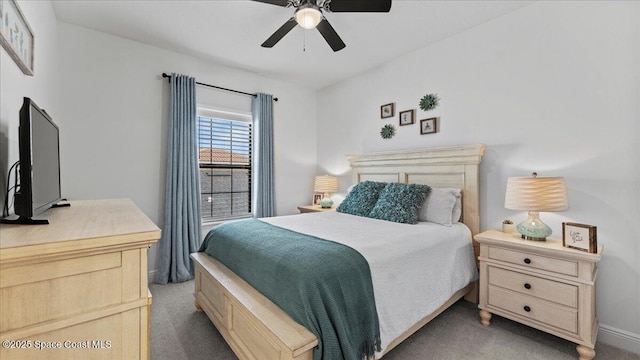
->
51, 0, 532, 90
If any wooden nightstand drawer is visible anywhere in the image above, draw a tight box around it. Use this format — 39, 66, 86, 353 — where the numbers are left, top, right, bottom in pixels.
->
488, 266, 578, 308
488, 246, 578, 277
488, 286, 578, 334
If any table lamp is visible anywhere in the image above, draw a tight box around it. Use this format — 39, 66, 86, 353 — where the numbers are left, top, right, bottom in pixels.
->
314, 175, 338, 208
504, 172, 568, 241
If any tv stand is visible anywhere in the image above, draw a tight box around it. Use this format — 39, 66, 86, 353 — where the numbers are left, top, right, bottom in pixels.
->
0, 216, 49, 225
51, 201, 71, 208
0, 201, 71, 224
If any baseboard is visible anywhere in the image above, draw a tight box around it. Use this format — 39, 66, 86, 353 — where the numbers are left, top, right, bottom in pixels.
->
148, 270, 158, 284
598, 324, 640, 355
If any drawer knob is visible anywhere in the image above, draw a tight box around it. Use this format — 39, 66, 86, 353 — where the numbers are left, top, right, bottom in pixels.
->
524, 306, 531, 312
524, 283, 531, 290
524, 258, 531, 264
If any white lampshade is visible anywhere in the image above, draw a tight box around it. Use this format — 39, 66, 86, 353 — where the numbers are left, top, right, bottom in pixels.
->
295, 5, 322, 29
314, 175, 338, 193
314, 175, 338, 208
505, 175, 568, 211
504, 173, 568, 241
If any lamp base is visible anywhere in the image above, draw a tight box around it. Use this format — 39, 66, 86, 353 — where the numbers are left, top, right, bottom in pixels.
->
319, 193, 333, 208
520, 234, 547, 242
516, 211, 552, 241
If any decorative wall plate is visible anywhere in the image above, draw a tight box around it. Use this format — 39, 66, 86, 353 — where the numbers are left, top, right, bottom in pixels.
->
380, 124, 395, 139
419, 94, 439, 111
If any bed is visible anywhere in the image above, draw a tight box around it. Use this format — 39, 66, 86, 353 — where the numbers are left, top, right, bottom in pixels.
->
191, 144, 486, 360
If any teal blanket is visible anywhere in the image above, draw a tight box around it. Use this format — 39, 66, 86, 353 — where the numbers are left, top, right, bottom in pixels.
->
198, 218, 381, 360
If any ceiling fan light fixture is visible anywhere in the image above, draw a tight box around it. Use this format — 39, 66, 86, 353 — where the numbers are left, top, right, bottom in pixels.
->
295, 5, 322, 29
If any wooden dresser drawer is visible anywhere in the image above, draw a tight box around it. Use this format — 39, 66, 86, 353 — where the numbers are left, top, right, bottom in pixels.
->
488, 286, 578, 334
488, 266, 578, 308
488, 246, 578, 277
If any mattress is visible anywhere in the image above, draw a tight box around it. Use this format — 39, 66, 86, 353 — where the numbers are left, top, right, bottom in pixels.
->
261, 211, 478, 355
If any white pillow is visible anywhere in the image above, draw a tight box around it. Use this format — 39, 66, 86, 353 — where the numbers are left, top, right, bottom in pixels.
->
334, 184, 356, 208
419, 188, 462, 226
452, 194, 462, 223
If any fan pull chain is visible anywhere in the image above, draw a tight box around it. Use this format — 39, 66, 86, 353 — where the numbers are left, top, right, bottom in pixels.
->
303, 30, 306, 52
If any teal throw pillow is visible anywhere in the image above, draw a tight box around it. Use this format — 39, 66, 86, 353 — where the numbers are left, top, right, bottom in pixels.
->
337, 181, 388, 217
368, 183, 432, 224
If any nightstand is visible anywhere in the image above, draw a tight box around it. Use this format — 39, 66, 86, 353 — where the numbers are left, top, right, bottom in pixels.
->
297, 205, 336, 213
475, 230, 602, 360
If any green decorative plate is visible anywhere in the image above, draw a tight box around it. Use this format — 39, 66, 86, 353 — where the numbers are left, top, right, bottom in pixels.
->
380, 124, 395, 139
419, 93, 440, 111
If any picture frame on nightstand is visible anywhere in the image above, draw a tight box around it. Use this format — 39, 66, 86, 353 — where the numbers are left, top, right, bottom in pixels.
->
312, 193, 322, 206
562, 222, 597, 253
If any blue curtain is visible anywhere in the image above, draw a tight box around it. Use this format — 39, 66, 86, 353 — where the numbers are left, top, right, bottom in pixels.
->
252, 93, 275, 218
157, 73, 202, 284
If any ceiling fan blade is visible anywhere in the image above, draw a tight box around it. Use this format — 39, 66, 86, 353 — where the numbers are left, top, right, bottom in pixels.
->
325, 0, 392, 12
261, 17, 297, 48
251, 0, 291, 7
316, 18, 346, 52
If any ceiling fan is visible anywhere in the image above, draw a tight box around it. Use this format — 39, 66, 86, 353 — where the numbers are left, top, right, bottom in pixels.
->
252, 0, 392, 52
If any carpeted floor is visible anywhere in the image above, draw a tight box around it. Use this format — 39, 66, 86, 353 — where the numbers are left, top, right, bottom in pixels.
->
149, 281, 639, 360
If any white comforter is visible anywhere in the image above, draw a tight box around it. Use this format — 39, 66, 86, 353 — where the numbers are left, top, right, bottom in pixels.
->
261, 211, 478, 355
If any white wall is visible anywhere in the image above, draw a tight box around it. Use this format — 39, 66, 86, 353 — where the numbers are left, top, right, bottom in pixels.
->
317, 1, 639, 353
53, 22, 317, 281
0, 0, 59, 210
1, 1, 317, 285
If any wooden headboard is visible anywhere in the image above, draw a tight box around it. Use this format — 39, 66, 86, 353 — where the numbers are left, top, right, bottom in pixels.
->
346, 144, 486, 237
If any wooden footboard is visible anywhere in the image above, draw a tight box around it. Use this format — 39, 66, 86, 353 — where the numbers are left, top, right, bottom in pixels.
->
191, 252, 317, 360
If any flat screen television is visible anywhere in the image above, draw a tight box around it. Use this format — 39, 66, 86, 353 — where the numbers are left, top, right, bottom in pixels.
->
4, 97, 63, 224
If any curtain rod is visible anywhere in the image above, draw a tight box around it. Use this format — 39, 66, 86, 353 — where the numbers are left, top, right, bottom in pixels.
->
161, 73, 278, 102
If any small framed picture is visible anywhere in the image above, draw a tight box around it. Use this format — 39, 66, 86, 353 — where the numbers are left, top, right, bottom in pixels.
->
420, 117, 438, 134
381, 103, 395, 118
312, 193, 322, 205
399, 109, 415, 126
562, 222, 597, 253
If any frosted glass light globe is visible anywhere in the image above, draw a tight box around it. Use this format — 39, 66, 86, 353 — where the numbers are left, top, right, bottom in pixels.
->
295, 6, 322, 29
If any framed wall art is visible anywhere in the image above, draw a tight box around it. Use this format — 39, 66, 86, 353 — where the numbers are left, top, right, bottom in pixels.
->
562, 222, 597, 253
399, 109, 415, 126
380, 103, 395, 119
0, 0, 34, 76
420, 117, 438, 135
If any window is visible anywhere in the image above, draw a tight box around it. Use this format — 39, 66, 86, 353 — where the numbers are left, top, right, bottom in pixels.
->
197, 108, 252, 222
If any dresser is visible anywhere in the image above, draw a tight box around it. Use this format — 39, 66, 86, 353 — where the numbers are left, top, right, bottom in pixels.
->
475, 230, 602, 360
0, 199, 160, 359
